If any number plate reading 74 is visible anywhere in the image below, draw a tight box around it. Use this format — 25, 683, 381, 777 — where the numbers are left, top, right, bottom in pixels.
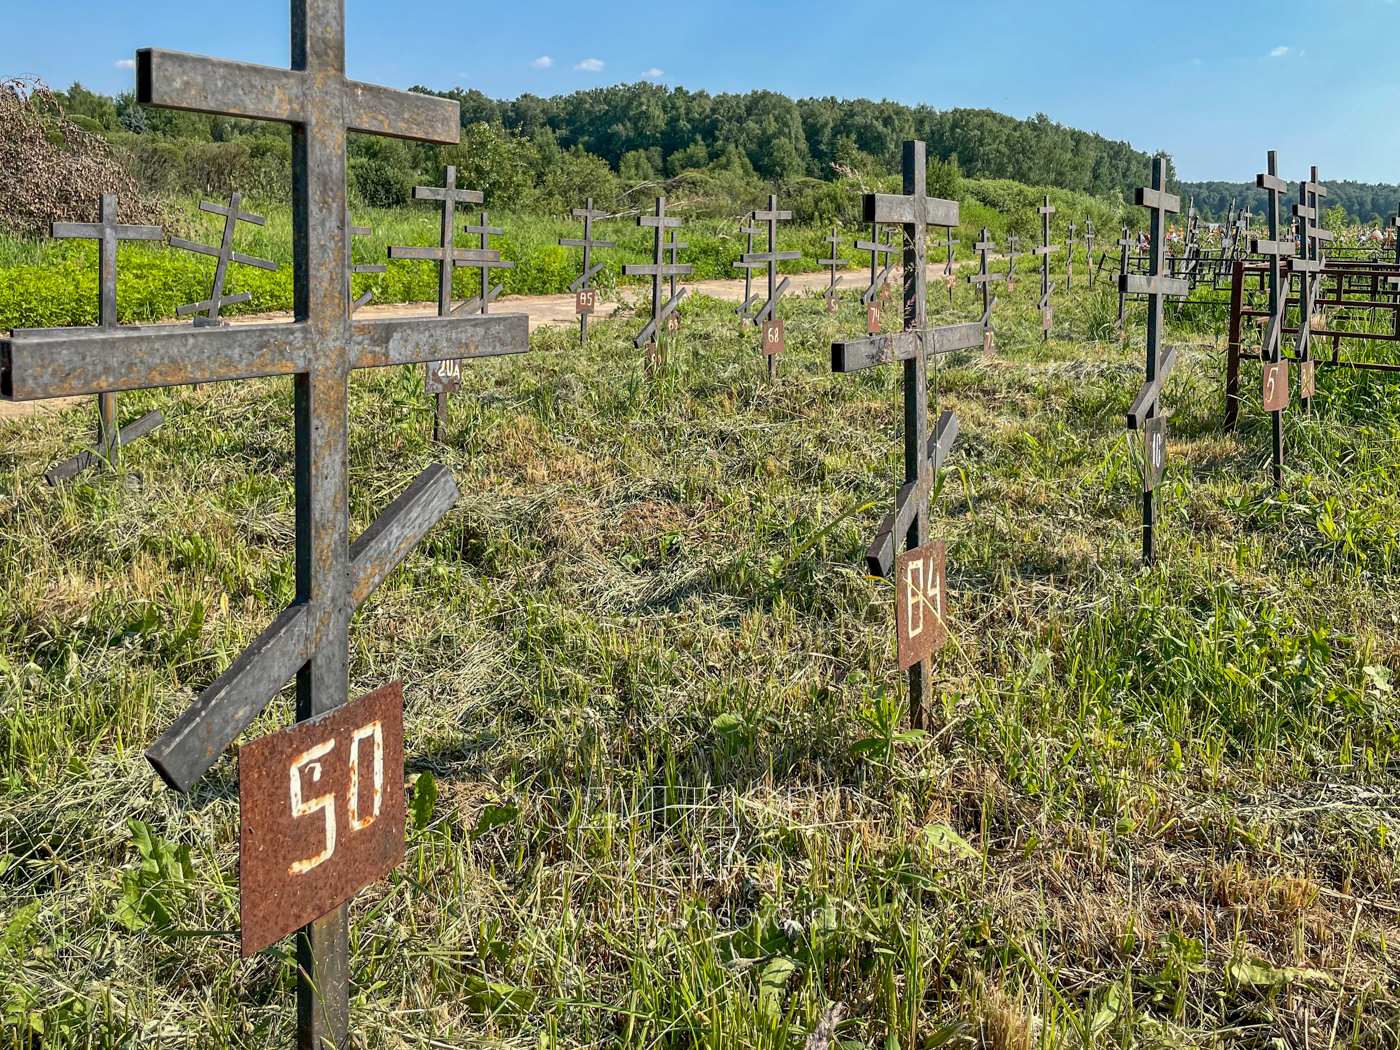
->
238, 682, 405, 957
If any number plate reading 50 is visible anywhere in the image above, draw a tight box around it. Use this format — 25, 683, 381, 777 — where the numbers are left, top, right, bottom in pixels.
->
238, 682, 405, 957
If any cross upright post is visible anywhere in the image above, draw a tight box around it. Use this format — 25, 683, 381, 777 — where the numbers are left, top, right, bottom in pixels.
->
1084, 219, 1096, 289
2, 8, 531, 1046
459, 211, 515, 314
1251, 150, 1295, 486
1034, 196, 1060, 339
35, 193, 164, 484
169, 193, 279, 325
1121, 157, 1189, 565
1115, 223, 1132, 329
1066, 219, 1076, 290
733, 217, 763, 325
347, 207, 385, 315
1292, 165, 1332, 416
932, 229, 956, 304
829, 141, 969, 730
739, 194, 801, 378
818, 226, 850, 313
560, 197, 614, 346
388, 166, 503, 442
623, 197, 692, 369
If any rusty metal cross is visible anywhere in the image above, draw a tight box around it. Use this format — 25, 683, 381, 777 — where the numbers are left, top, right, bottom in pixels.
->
857, 223, 901, 305
733, 218, 764, 323
740, 194, 801, 378
170, 193, 278, 325
2, 5, 530, 1046
966, 226, 1004, 322
1291, 165, 1332, 415
1066, 219, 1077, 290
623, 197, 692, 355
1251, 150, 1296, 486
31, 193, 165, 484
818, 226, 850, 312
460, 211, 515, 314
347, 208, 385, 315
1034, 196, 1060, 339
830, 141, 970, 730
1121, 157, 1188, 564
1084, 219, 1096, 289
1005, 229, 1021, 293
560, 197, 614, 345
387, 166, 503, 440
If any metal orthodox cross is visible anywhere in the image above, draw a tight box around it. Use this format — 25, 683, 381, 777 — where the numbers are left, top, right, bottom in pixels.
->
1034, 196, 1059, 339
665, 230, 688, 306
623, 197, 692, 362
858, 222, 901, 305
1221, 201, 1237, 254
733, 218, 763, 324
460, 212, 515, 314
347, 208, 385, 315
1005, 229, 1021, 293
388, 166, 502, 441
1066, 219, 1076, 290
1251, 150, 1295, 487
1084, 219, 1096, 289
932, 229, 956, 304
830, 141, 972, 730
966, 226, 1003, 355
560, 197, 614, 345
32, 194, 165, 484
1121, 157, 1189, 565
170, 193, 278, 325
1291, 165, 1331, 416
1114, 223, 1132, 329
0, 5, 531, 1046
818, 226, 850, 312
739, 194, 801, 378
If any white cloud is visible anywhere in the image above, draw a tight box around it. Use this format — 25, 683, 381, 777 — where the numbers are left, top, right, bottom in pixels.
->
573, 58, 604, 72
114, 58, 136, 70
531, 56, 553, 69
642, 68, 664, 79
1270, 45, 1289, 57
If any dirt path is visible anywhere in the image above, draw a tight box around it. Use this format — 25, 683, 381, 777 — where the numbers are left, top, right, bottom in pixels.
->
1, 260, 997, 422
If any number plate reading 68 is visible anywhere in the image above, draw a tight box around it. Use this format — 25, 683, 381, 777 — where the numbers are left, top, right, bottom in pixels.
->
238, 682, 405, 957
761, 319, 785, 356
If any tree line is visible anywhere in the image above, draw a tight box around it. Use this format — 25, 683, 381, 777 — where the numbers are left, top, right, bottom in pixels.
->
1179, 179, 1400, 227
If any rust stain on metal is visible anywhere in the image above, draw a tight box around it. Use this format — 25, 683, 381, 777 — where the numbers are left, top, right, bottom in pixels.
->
239, 681, 405, 957
895, 539, 947, 670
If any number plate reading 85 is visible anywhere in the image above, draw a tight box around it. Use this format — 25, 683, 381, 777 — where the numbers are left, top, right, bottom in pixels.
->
238, 682, 405, 956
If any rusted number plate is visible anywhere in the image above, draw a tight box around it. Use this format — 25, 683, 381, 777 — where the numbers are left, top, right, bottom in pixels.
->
1262, 359, 1289, 412
761, 319, 785, 356
575, 288, 597, 314
1042, 304, 1053, 331
426, 358, 462, 394
866, 303, 881, 335
895, 539, 947, 670
982, 328, 995, 359
1300, 359, 1315, 399
1143, 414, 1166, 491
239, 681, 406, 957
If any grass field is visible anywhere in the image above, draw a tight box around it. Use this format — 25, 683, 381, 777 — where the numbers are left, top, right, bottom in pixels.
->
2, 267, 1399, 1049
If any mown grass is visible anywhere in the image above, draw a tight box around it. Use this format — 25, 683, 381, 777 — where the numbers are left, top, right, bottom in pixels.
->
2, 266, 1400, 1049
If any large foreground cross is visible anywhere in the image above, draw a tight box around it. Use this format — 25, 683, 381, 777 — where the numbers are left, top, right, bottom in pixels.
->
830, 141, 971, 730
1121, 157, 1188, 564
2, 5, 528, 1046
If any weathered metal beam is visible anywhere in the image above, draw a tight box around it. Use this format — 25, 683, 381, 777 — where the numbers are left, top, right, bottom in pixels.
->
348, 464, 459, 609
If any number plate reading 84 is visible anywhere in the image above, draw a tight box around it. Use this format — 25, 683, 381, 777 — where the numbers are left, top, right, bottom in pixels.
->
895, 539, 948, 670
238, 682, 405, 956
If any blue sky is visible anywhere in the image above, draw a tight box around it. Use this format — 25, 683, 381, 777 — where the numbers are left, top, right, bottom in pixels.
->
4, 0, 1397, 184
